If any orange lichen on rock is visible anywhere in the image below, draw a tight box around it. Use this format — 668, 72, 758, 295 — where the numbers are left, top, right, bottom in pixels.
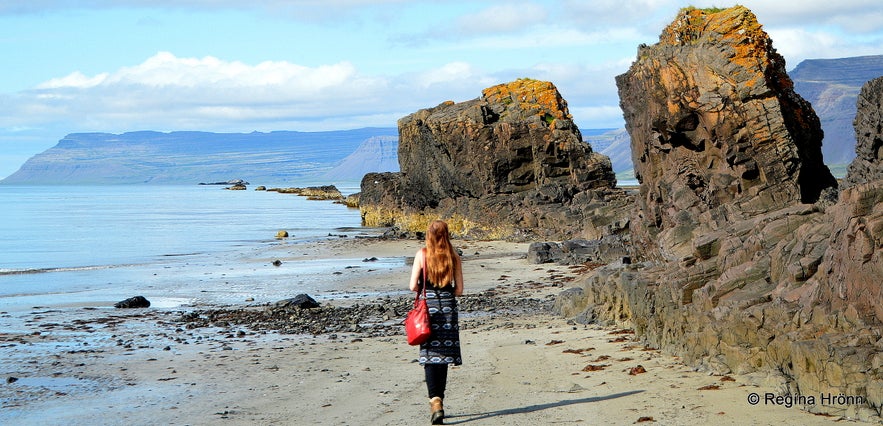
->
482, 78, 572, 123
659, 6, 770, 88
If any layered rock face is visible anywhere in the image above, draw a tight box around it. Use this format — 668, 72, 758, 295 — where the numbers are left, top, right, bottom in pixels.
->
846, 77, 883, 187
616, 6, 836, 260
556, 7, 881, 420
360, 79, 631, 240
805, 77, 883, 324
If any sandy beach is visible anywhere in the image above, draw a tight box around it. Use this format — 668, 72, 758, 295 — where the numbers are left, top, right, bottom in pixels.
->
1, 237, 849, 425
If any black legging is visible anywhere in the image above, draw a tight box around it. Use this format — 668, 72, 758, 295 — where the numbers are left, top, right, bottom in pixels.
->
424, 363, 449, 399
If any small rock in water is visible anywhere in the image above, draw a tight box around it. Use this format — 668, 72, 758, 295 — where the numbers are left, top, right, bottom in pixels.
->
272, 260, 283, 267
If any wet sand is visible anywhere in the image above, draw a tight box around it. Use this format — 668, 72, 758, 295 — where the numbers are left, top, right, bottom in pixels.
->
0, 237, 846, 425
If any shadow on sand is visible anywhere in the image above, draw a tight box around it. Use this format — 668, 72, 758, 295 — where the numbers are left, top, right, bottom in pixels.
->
443, 390, 644, 424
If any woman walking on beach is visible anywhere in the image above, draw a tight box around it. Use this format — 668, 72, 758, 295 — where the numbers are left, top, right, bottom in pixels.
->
409, 220, 464, 425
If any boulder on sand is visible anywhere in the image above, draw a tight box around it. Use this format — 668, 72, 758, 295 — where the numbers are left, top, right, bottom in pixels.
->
114, 295, 151, 309
274, 294, 320, 310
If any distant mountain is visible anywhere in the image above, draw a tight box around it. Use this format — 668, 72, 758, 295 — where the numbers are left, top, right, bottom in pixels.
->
323, 136, 399, 181
791, 54, 883, 166
585, 128, 632, 175
1, 128, 398, 185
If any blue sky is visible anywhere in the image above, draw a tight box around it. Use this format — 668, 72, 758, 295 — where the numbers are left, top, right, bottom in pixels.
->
1, 1, 882, 179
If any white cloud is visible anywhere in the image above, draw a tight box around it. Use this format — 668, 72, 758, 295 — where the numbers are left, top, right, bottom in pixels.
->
94, 52, 360, 93
454, 3, 549, 35
37, 71, 109, 89
766, 28, 883, 66
417, 62, 472, 87
460, 26, 643, 51
4, 52, 508, 133
740, 0, 883, 33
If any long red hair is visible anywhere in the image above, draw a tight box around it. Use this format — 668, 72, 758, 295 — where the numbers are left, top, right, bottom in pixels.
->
425, 220, 457, 288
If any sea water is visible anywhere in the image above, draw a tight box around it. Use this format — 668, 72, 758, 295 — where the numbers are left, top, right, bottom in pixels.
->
0, 184, 394, 313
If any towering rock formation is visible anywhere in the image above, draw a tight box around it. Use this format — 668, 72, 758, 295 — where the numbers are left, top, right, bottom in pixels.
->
803, 77, 883, 323
845, 76, 883, 187
555, 7, 880, 420
616, 6, 836, 260
360, 79, 631, 240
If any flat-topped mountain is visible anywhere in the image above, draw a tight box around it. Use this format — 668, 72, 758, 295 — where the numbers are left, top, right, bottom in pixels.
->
791, 54, 883, 165
1, 128, 398, 185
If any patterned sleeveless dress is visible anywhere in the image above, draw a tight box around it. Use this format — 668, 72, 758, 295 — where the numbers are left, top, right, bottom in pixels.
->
418, 279, 462, 366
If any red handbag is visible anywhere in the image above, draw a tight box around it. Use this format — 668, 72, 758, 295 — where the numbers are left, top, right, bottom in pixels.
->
405, 259, 431, 345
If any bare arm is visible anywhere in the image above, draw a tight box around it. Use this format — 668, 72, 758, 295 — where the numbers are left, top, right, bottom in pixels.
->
453, 253, 464, 296
409, 248, 425, 292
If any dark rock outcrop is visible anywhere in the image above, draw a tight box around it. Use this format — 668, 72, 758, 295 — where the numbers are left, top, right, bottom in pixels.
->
527, 236, 629, 265
616, 6, 836, 261
200, 179, 250, 186
267, 185, 344, 201
225, 183, 247, 190
845, 76, 883, 187
114, 296, 150, 309
360, 78, 632, 240
555, 6, 880, 420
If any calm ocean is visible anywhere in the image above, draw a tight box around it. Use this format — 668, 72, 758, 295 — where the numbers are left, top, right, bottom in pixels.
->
0, 184, 388, 313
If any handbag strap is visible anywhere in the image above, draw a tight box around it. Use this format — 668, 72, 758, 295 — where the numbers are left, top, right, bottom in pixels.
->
414, 250, 427, 306
416, 251, 445, 311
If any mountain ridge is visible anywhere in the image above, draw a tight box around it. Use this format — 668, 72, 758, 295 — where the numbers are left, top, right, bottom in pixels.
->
1, 128, 398, 185
791, 54, 883, 165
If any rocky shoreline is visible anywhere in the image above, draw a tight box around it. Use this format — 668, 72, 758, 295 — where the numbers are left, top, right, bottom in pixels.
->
1, 236, 852, 425
353, 6, 881, 421
177, 288, 557, 339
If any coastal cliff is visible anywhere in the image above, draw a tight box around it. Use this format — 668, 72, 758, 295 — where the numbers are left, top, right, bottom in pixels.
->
616, 5, 836, 261
558, 7, 881, 420
359, 78, 632, 240
357, 6, 880, 420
